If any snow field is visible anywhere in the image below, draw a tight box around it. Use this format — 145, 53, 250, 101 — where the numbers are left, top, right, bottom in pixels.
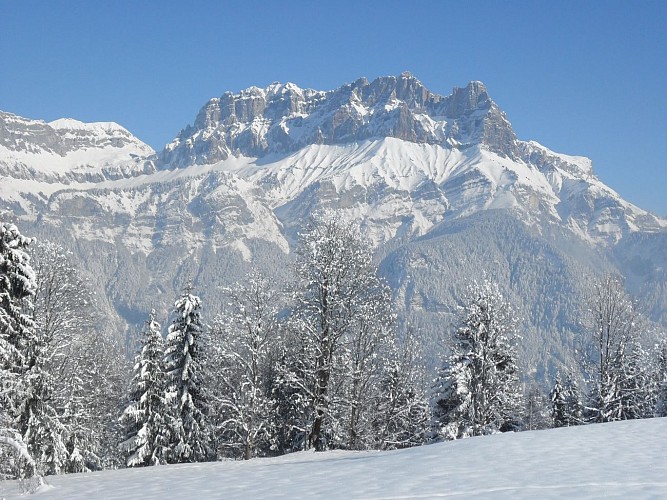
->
4, 417, 666, 499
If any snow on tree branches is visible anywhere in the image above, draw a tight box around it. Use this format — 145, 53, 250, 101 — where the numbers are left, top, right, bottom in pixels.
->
164, 285, 212, 463
120, 311, 169, 466
433, 280, 523, 439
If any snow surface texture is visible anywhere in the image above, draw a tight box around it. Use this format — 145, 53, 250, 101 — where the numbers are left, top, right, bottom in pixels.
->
3, 418, 666, 499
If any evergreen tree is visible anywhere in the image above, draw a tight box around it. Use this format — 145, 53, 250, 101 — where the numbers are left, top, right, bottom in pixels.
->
0, 222, 39, 480
550, 372, 583, 428
0, 223, 37, 369
164, 285, 212, 463
17, 366, 68, 475
433, 280, 523, 439
562, 374, 583, 426
120, 311, 170, 466
550, 375, 568, 428
654, 341, 667, 417
616, 341, 652, 420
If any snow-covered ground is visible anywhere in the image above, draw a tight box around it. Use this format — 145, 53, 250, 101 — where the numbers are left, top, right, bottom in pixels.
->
3, 418, 666, 499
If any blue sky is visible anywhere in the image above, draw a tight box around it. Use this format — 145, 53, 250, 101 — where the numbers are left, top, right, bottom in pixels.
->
2, 1, 665, 215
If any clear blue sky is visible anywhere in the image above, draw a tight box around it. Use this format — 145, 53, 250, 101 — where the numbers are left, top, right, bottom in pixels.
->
2, 1, 665, 215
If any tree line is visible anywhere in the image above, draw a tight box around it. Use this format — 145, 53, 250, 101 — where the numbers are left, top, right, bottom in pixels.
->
1, 214, 666, 486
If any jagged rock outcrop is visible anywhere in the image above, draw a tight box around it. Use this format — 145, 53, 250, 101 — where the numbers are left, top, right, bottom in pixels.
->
160, 72, 519, 168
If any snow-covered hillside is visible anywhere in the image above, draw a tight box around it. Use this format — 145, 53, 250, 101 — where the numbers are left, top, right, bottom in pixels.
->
3, 418, 666, 499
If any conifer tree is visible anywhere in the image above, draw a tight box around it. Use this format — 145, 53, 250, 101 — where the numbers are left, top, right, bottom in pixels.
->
0, 223, 37, 369
433, 280, 523, 439
654, 341, 667, 417
0, 222, 39, 480
616, 341, 652, 420
120, 311, 170, 466
550, 372, 583, 427
562, 373, 583, 426
164, 285, 212, 463
550, 375, 568, 427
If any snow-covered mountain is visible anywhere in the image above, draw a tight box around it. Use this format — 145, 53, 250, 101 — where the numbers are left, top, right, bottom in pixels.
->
160, 72, 519, 166
0, 111, 155, 184
1, 73, 665, 377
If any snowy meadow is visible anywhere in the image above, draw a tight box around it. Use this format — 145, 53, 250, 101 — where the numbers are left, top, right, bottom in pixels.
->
3, 418, 666, 499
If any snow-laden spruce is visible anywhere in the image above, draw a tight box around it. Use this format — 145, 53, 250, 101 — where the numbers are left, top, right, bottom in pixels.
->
0, 222, 36, 377
163, 285, 212, 463
549, 372, 583, 427
433, 279, 523, 438
0, 222, 39, 481
120, 311, 169, 466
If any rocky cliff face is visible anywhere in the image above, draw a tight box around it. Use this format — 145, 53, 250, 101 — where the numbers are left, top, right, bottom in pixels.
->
159, 72, 519, 168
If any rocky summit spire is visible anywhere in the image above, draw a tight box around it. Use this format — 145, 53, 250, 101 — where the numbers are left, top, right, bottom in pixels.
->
159, 73, 519, 169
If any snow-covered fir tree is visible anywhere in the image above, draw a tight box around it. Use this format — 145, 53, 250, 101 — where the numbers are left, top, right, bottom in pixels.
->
550, 372, 582, 427
550, 375, 568, 427
120, 310, 170, 466
0, 222, 41, 482
210, 273, 281, 460
164, 285, 212, 463
615, 341, 653, 420
433, 280, 523, 439
0, 222, 36, 368
654, 341, 667, 417
563, 374, 583, 426
16, 364, 68, 476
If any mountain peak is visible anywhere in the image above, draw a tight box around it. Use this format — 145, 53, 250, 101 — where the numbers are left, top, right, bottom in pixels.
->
160, 73, 518, 168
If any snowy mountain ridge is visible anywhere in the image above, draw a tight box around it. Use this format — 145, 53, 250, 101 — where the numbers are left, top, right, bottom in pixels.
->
0, 111, 155, 185
160, 72, 520, 168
